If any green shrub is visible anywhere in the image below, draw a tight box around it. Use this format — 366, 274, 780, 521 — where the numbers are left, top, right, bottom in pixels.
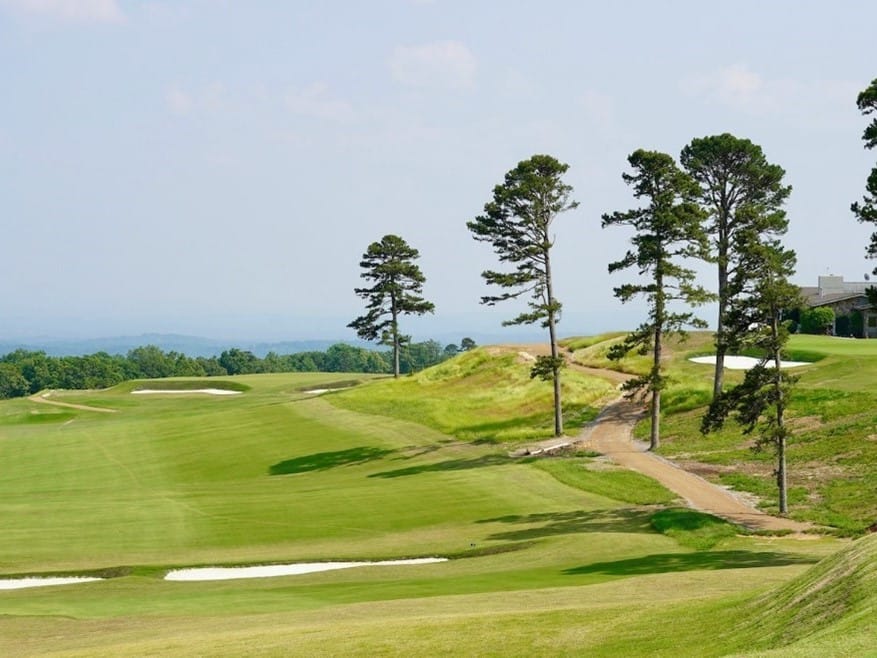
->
800, 307, 835, 335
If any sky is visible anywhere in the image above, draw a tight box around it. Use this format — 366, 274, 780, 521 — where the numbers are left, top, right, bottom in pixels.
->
1, 0, 876, 342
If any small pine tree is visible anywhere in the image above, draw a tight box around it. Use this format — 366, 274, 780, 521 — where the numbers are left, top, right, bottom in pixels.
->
348, 235, 434, 378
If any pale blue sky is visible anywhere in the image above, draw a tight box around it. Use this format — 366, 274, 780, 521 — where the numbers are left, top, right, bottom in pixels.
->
2, 0, 875, 340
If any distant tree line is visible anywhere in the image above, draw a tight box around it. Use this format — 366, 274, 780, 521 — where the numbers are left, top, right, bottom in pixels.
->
0, 338, 476, 400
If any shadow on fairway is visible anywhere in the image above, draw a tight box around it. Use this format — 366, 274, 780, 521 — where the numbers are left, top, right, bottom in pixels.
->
269, 446, 396, 475
368, 454, 513, 478
563, 550, 818, 577
477, 508, 655, 538
453, 412, 554, 442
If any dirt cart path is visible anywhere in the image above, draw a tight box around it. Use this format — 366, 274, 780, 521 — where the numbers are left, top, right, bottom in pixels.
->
507, 343, 812, 534
578, 397, 811, 533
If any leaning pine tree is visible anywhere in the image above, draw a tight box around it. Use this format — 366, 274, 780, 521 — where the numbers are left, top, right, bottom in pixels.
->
467, 154, 578, 437
348, 234, 435, 378
602, 149, 713, 451
701, 228, 801, 515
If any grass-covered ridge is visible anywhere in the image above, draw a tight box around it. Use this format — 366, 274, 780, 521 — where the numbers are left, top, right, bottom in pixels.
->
329, 346, 618, 442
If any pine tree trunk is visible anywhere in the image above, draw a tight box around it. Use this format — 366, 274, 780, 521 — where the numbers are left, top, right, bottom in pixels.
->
544, 247, 563, 437
650, 324, 662, 451
651, 268, 664, 451
713, 241, 728, 401
772, 305, 788, 514
391, 300, 400, 379
548, 312, 562, 437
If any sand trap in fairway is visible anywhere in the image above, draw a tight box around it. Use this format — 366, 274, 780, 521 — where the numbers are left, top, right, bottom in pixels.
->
0, 577, 103, 590
132, 389, 241, 396
689, 355, 810, 370
303, 388, 330, 395
165, 558, 447, 582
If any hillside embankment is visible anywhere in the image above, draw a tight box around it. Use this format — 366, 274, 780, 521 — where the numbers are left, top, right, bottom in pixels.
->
514, 344, 812, 534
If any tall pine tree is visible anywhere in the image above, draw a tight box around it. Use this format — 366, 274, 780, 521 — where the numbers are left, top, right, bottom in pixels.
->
680, 134, 790, 401
468, 154, 578, 437
603, 149, 712, 451
702, 228, 801, 514
348, 235, 434, 378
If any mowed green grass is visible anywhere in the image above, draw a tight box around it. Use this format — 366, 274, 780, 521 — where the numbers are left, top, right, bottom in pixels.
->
0, 361, 859, 656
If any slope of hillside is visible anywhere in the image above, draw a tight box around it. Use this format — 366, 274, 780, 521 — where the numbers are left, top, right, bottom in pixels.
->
329, 346, 619, 442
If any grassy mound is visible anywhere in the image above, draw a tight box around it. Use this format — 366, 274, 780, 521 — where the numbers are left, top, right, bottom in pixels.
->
735, 533, 877, 653
329, 346, 618, 442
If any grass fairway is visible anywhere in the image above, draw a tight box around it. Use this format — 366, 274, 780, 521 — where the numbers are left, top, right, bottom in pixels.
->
0, 359, 863, 656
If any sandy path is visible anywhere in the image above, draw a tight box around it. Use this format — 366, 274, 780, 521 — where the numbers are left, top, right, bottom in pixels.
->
507, 343, 812, 534
29, 391, 117, 414
578, 398, 811, 533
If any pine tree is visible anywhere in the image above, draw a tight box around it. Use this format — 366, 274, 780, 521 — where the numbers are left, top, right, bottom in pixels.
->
467, 154, 578, 437
348, 235, 434, 378
603, 149, 712, 451
680, 134, 790, 401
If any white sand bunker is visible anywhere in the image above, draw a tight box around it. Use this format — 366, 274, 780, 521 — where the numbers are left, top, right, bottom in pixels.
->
0, 576, 103, 590
303, 389, 330, 395
689, 355, 810, 370
132, 389, 241, 396
165, 558, 447, 582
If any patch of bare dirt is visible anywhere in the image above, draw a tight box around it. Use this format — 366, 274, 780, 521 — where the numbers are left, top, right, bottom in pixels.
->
787, 415, 825, 433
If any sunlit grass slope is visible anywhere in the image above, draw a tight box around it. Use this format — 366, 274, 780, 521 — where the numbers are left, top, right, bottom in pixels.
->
329, 346, 618, 442
564, 332, 877, 534
0, 363, 852, 656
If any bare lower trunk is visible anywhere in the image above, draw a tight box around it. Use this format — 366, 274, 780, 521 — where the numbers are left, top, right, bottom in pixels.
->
713, 343, 725, 400
391, 302, 400, 378
549, 316, 562, 437
650, 388, 661, 451
650, 325, 662, 451
772, 308, 788, 514
545, 242, 562, 437
777, 427, 787, 514
713, 250, 728, 401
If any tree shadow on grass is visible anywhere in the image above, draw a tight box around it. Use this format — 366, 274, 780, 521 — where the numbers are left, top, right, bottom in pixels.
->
453, 412, 554, 442
269, 446, 395, 475
476, 508, 655, 539
368, 453, 513, 479
563, 550, 818, 577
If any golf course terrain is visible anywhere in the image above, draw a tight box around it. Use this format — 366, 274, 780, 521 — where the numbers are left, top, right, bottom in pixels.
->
1, 335, 875, 656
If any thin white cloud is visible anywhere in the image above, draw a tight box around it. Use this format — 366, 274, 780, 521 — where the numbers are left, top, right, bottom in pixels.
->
681, 64, 862, 117
0, 0, 125, 23
681, 64, 776, 114
284, 83, 355, 122
390, 40, 476, 90
164, 83, 227, 115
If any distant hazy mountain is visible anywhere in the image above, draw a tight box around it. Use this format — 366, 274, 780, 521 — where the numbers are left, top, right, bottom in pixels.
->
0, 329, 554, 359
0, 334, 372, 358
